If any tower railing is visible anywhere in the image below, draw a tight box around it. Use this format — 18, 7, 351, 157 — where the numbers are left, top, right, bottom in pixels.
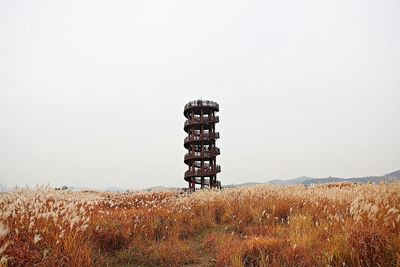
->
184, 132, 220, 144
184, 165, 221, 178
184, 100, 219, 111
184, 148, 220, 161
184, 116, 219, 127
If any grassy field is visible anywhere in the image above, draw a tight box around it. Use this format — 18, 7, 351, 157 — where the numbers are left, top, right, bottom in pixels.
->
1, 183, 400, 266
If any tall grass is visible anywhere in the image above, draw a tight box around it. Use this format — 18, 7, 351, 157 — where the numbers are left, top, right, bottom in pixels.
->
1, 183, 399, 266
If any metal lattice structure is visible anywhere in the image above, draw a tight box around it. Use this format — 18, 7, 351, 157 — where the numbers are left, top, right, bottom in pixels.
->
184, 100, 221, 191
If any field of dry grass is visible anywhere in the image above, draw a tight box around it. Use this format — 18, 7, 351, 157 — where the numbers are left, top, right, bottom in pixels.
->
1, 183, 400, 266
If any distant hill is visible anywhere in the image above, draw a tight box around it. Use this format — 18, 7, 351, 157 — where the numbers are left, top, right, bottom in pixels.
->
143, 186, 182, 192
383, 170, 400, 178
267, 170, 400, 186
268, 176, 313, 185
223, 182, 265, 188
3, 170, 399, 193
69, 186, 126, 192
103, 186, 126, 192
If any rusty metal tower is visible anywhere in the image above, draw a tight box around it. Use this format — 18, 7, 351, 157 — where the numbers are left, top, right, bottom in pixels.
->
184, 100, 221, 191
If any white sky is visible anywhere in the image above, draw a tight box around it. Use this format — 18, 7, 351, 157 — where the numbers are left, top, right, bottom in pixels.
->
1, 0, 399, 189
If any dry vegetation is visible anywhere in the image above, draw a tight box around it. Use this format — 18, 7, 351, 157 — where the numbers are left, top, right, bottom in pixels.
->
1, 183, 400, 266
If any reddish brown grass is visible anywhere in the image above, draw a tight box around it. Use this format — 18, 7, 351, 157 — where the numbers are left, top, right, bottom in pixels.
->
1, 183, 400, 266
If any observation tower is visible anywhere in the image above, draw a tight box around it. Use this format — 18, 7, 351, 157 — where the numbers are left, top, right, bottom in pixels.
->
184, 100, 221, 191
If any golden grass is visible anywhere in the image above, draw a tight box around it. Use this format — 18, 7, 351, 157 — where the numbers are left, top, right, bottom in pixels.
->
1, 182, 400, 266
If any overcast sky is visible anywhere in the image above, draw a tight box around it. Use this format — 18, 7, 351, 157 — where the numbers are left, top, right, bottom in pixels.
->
1, 0, 399, 189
